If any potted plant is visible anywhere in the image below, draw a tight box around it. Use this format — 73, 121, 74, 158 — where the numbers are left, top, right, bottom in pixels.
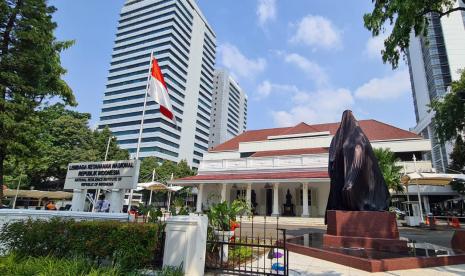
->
173, 197, 184, 214
208, 199, 250, 261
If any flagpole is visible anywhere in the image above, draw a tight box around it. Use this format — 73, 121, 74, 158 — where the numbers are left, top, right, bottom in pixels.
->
128, 51, 154, 214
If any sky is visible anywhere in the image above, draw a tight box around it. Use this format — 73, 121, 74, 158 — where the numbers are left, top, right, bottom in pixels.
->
50, 0, 416, 131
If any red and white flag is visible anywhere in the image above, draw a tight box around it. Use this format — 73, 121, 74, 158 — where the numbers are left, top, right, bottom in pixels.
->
147, 57, 176, 125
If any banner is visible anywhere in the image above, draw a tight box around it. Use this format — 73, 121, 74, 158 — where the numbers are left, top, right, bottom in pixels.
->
64, 160, 140, 190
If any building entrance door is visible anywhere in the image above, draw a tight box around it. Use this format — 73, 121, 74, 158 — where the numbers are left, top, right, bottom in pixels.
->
266, 188, 273, 216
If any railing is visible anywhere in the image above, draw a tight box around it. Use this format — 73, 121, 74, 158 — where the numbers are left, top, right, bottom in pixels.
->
200, 154, 328, 172
205, 215, 289, 275
398, 161, 433, 173
199, 157, 434, 174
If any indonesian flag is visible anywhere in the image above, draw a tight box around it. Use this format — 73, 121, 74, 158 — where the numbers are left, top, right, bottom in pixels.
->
147, 57, 176, 124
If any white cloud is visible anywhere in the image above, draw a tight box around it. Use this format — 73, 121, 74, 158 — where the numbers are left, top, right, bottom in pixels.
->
284, 53, 328, 86
261, 81, 354, 126
354, 69, 410, 100
290, 15, 342, 50
257, 0, 276, 26
365, 33, 388, 59
256, 80, 299, 99
218, 43, 266, 80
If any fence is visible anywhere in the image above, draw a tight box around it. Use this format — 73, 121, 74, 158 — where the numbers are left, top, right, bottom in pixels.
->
205, 216, 289, 275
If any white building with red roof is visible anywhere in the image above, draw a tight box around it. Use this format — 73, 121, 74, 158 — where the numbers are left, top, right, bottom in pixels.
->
173, 120, 434, 217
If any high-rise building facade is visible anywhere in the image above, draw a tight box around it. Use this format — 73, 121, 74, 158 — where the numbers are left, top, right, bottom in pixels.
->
98, 0, 216, 167
407, 1, 465, 172
209, 69, 247, 148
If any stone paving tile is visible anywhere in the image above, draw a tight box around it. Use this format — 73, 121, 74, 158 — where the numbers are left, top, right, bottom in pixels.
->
288, 252, 465, 276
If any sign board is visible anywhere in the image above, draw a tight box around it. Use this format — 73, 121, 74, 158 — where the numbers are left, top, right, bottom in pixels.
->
64, 160, 140, 190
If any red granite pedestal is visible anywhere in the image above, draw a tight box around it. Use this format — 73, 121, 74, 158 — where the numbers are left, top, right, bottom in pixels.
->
323, 210, 408, 252
286, 210, 465, 272
452, 230, 465, 251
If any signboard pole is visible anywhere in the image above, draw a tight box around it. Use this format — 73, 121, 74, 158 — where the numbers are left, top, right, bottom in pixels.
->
128, 51, 154, 213
93, 136, 113, 212
12, 177, 21, 209
149, 169, 156, 205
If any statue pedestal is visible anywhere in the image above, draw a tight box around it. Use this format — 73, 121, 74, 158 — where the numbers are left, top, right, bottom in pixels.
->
324, 210, 408, 252
452, 230, 465, 251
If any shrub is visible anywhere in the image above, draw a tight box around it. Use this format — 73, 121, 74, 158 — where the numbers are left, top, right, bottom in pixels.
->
0, 218, 165, 271
0, 254, 124, 275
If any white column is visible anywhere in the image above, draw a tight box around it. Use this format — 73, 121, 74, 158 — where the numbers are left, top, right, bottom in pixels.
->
302, 183, 310, 217
163, 215, 208, 276
71, 189, 85, 211
272, 183, 280, 217
196, 184, 204, 213
221, 183, 227, 202
423, 196, 431, 214
246, 183, 252, 207
109, 189, 124, 213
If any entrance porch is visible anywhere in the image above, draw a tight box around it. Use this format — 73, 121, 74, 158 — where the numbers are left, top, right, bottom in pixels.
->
196, 181, 329, 217
171, 170, 330, 217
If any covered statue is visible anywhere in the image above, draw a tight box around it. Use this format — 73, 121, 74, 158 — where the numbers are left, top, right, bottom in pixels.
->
325, 110, 390, 217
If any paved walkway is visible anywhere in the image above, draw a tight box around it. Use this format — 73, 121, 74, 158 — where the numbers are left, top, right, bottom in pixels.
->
288, 252, 465, 275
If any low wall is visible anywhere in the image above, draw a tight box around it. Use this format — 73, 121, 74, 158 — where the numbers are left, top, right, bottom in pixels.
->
0, 209, 129, 230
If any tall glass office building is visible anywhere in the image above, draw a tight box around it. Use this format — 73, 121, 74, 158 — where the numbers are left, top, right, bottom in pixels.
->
209, 69, 247, 148
98, 0, 216, 167
407, 0, 465, 172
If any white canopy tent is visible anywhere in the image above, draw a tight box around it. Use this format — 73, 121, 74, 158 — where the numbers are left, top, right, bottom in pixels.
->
4, 189, 73, 209
401, 172, 465, 186
401, 172, 465, 223
4, 189, 73, 199
136, 181, 183, 207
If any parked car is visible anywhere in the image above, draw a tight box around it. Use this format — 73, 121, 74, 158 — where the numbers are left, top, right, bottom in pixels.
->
389, 207, 406, 219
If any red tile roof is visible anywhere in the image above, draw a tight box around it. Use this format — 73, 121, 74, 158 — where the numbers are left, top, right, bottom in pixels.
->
174, 171, 329, 183
250, 148, 328, 157
211, 120, 420, 152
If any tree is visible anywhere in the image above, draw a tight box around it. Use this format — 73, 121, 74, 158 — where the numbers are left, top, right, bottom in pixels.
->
92, 126, 129, 161
430, 71, 465, 142
138, 156, 159, 183
0, 0, 75, 197
364, 0, 465, 69
374, 148, 404, 193
175, 160, 196, 179
4, 104, 128, 189
449, 135, 465, 173
137, 157, 196, 205
138, 158, 196, 184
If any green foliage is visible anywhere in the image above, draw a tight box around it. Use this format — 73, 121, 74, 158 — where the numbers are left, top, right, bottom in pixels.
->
208, 199, 250, 231
4, 104, 129, 189
363, 0, 460, 68
449, 136, 465, 174
139, 156, 160, 182
0, 218, 165, 271
451, 179, 465, 196
139, 158, 196, 184
229, 246, 252, 260
0, 254, 123, 276
373, 148, 404, 192
0, 0, 76, 197
157, 265, 184, 276
430, 71, 465, 143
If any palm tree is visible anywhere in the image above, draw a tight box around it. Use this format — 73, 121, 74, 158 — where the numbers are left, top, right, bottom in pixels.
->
373, 148, 404, 193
